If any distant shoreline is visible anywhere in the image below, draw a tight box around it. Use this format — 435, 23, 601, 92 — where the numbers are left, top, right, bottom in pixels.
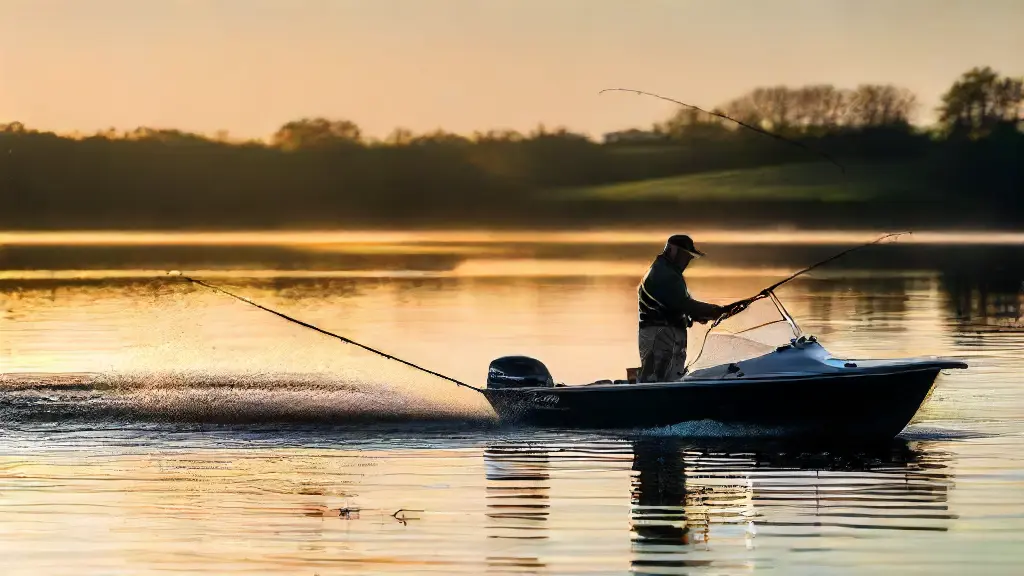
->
4, 228, 1024, 245
4, 67, 1020, 235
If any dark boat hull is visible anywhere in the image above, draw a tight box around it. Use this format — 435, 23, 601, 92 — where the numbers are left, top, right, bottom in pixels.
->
481, 365, 961, 440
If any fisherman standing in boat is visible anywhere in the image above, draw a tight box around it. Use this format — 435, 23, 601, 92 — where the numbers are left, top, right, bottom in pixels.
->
637, 235, 732, 383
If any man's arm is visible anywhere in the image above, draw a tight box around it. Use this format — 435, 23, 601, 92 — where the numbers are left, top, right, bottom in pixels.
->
680, 298, 726, 323
644, 261, 730, 324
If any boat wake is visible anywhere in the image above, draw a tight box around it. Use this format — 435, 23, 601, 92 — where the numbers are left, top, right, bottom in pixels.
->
900, 423, 999, 441
634, 419, 793, 438
0, 371, 494, 425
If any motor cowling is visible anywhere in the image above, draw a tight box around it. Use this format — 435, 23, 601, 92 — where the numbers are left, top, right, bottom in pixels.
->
486, 356, 554, 389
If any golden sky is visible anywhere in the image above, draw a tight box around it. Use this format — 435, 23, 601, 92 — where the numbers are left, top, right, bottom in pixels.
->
1, 0, 1021, 140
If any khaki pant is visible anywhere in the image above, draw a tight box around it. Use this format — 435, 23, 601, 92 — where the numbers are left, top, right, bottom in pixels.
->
638, 326, 687, 383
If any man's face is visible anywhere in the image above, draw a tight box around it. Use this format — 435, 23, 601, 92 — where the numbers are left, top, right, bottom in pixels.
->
667, 245, 693, 269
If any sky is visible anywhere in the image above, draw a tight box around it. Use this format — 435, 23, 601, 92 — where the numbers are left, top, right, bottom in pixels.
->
1, 0, 1022, 140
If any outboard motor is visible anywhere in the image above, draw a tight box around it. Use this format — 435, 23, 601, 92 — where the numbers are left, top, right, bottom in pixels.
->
486, 356, 555, 389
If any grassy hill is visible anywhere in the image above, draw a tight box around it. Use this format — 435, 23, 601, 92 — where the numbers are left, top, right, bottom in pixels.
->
549, 160, 929, 204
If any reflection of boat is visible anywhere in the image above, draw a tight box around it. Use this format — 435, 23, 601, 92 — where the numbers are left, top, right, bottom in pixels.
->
480, 436, 954, 574
627, 436, 953, 572
481, 292, 967, 440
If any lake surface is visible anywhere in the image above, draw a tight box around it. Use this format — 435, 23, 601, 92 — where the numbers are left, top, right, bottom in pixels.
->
2, 230, 1023, 575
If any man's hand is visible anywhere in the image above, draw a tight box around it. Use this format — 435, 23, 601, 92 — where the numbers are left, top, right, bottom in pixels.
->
701, 304, 729, 321
725, 299, 750, 317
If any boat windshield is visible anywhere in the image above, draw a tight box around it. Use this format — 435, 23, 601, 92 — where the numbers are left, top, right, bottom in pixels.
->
686, 292, 803, 372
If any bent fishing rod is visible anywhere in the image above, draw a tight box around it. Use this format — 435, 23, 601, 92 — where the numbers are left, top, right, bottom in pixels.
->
169, 272, 482, 393
602, 87, 901, 365
599, 88, 846, 174
601, 86, 864, 294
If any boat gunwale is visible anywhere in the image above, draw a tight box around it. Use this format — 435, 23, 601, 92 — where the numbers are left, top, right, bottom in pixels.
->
481, 361, 967, 395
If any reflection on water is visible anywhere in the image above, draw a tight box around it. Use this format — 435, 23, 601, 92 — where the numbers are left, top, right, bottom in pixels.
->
626, 437, 953, 574
2, 234, 1024, 574
943, 267, 1024, 333
3, 230, 1024, 280
485, 444, 551, 572
474, 436, 959, 576
7, 269, 1019, 387
631, 438, 692, 549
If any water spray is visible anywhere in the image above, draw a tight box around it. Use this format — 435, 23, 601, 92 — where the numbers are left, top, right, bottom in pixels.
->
170, 273, 483, 393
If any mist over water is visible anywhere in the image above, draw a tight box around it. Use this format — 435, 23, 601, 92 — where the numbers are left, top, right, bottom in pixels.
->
2, 232, 1023, 574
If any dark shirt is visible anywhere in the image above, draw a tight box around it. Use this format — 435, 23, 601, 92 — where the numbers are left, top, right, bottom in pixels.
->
638, 254, 722, 329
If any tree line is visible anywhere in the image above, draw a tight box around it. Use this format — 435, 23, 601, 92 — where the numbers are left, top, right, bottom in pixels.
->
0, 66, 1021, 229
659, 83, 917, 138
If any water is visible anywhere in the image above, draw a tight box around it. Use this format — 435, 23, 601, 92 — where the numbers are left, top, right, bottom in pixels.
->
1, 231, 1023, 575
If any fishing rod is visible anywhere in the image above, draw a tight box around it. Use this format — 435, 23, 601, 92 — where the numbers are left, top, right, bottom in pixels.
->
599, 88, 846, 174
684, 231, 909, 371
732, 231, 910, 312
602, 88, 903, 370
169, 272, 483, 393
170, 92, 868, 386
601, 85, 867, 305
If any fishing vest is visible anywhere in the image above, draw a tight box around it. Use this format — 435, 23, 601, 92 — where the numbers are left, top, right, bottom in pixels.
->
638, 255, 693, 329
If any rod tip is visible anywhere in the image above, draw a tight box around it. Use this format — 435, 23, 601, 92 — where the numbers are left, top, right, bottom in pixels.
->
167, 270, 182, 277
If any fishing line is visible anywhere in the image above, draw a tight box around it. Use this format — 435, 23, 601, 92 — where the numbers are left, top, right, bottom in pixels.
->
683, 232, 909, 372
602, 87, 859, 375
599, 88, 846, 174
169, 272, 483, 393
757, 231, 908, 296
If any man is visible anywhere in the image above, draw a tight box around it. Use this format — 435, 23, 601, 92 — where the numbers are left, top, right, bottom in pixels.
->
637, 234, 738, 383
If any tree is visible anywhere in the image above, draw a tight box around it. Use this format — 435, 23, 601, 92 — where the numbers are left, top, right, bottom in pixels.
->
409, 129, 470, 146
471, 129, 525, 143
938, 66, 1024, 138
719, 83, 916, 133
792, 84, 847, 128
720, 86, 798, 132
385, 127, 416, 145
720, 92, 762, 127
271, 117, 363, 150
659, 107, 733, 140
1, 121, 27, 133
527, 126, 590, 142
848, 84, 917, 127
124, 127, 214, 144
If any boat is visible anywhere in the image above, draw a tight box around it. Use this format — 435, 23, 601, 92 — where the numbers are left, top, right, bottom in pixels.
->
179, 263, 967, 441
480, 292, 967, 440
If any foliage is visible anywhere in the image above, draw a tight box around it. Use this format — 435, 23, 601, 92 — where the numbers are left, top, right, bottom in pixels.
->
713, 84, 917, 133
271, 117, 363, 150
938, 66, 1024, 138
0, 67, 1021, 229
